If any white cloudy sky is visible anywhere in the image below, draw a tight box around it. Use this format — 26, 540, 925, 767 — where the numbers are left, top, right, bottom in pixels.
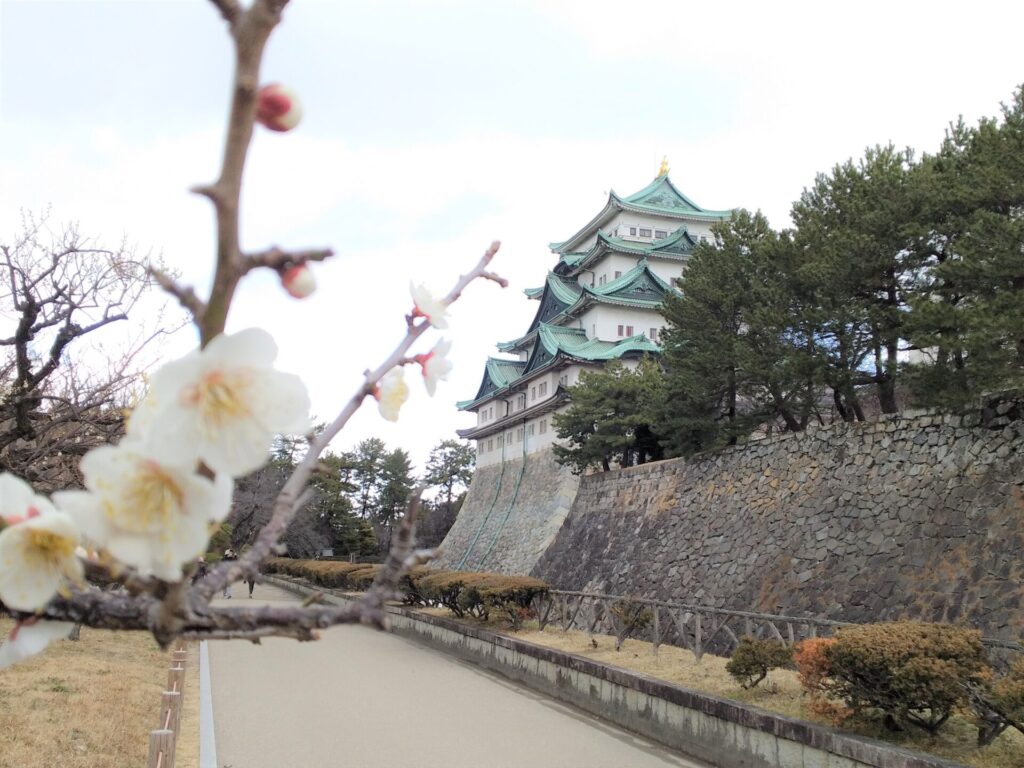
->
1, 0, 1021, 472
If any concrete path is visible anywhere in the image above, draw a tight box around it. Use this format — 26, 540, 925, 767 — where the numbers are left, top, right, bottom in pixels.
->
207, 582, 707, 768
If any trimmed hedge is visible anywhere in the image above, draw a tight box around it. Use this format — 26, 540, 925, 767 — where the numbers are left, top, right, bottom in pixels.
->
263, 558, 549, 628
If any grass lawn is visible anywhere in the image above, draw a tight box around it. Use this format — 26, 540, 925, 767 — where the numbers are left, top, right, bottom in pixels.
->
0, 618, 199, 768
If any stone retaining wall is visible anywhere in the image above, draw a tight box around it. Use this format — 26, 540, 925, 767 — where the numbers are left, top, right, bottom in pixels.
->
533, 399, 1024, 638
436, 447, 579, 573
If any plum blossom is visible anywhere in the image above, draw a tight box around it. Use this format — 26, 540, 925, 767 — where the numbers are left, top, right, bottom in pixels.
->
374, 367, 409, 422
414, 339, 452, 396
409, 283, 449, 329
0, 618, 75, 669
281, 263, 316, 298
0, 472, 57, 525
54, 443, 232, 582
256, 83, 302, 132
0, 503, 82, 612
130, 328, 311, 477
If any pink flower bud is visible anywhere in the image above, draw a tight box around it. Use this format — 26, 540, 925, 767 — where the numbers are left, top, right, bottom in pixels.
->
281, 264, 316, 298
256, 83, 303, 132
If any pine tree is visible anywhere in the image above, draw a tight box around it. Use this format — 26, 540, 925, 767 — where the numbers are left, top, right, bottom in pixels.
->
552, 357, 665, 473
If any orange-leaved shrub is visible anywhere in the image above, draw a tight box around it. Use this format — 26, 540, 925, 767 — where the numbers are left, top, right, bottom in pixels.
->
823, 621, 988, 733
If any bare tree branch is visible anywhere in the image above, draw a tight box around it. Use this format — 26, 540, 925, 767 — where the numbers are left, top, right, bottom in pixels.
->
148, 266, 207, 320
242, 246, 334, 275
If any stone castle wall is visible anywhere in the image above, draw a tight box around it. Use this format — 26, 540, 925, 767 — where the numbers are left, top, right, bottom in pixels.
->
436, 448, 580, 574
531, 400, 1024, 639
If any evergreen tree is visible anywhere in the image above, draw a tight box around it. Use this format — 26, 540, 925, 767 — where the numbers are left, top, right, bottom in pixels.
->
660, 210, 819, 455
351, 437, 387, 518
904, 87, 1024, 404
424, 439, 475, 524
791, 144, 922, 417
375, 448, 415, 551
552, 357, 665, 473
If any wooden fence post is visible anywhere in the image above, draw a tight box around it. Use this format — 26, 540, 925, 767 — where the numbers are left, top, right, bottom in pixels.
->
147, 729, 175, 768
694, 612, 703, 662
167, 665, 185, 697
651, 606, 660, 656
160, 690, 182, 737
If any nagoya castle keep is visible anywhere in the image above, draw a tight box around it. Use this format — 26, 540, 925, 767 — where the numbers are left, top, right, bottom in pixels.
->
436, 162, 733, 574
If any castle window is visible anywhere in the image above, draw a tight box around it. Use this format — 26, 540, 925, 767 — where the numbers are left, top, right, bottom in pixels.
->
639, 228, 652, 237
527, 423, 535, 436
629, 227, 637, 236
649, 327, 659, 342
487, 439, 493, 451
614, 271, 622, 279
531, 386, 536, 401
497, 434, 504, 447
598, 275, 606, 286
625, 325, 634, 336
559, 374, 568, 387
655, 229, 667, 239
617, 324, 624, 337
540, 419, 548, 434
538, 381, 548, 397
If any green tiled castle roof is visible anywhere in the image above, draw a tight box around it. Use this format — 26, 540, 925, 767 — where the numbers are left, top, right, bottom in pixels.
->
459, 324, 660, 411
549, 174, 731, 255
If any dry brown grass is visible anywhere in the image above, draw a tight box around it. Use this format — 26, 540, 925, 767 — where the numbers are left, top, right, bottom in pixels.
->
419, 609, 1024, 768
0, 617, 200, 768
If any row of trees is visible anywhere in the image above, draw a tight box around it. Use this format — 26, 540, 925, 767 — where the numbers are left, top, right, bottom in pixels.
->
555, 87, 1023, 472
227, 436, 475, 558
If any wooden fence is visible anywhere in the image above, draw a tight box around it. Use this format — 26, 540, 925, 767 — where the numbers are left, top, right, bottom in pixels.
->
147, 643, 188, 768
536, 590, 1024, 663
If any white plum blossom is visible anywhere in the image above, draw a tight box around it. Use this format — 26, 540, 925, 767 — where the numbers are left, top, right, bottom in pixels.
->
0, 618, 75, 669
0, 505, 82, 612
0, 472, 57, 525
414, 339, 452, 396
131, 327, 311, 477
54, 443, 232, 582
374, 367, 409, 422
409, 283, 450, 329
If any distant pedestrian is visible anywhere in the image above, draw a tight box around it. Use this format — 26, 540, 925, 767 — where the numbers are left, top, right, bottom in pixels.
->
191, 556, 209, 585
246, 574, 257, 598
222, 548, 238, 598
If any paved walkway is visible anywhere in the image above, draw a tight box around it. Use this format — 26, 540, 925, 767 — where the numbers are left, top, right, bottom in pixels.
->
207, 582, 706, 768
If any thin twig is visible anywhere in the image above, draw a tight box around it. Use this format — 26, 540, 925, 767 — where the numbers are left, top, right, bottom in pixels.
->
242, 246, 334, 275
148, 267, 207, 321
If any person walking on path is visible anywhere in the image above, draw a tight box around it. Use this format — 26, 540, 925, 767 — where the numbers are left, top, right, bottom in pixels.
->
191, 556, 209, 586
222, 548, 238, 598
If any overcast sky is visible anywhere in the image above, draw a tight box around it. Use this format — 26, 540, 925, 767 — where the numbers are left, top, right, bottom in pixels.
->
1, 0, 1021, 472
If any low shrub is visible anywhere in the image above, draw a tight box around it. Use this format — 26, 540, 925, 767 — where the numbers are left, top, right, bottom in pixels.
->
823, 621, 988, 733
608, 599, 653, 651
346, 565, 383, 591
418, 571, 493, 617
968, 656, 1024, 746
399, 566, 437, 606
794, 637, 835, 696
466, 575, 549, 629
726, 636, 793, 689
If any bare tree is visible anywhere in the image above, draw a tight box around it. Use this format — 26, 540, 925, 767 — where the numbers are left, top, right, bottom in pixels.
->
0, 213, 179, 492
